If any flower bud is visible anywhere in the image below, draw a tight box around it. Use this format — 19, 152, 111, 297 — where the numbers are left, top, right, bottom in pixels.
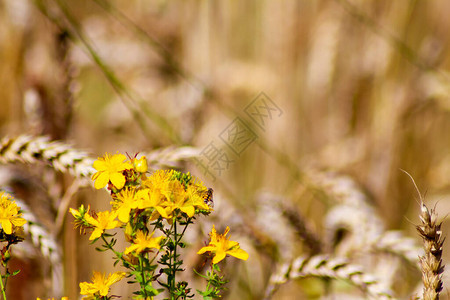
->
134, 156, 148, 173
124, 223, 134, 243
2, 249, 10, 264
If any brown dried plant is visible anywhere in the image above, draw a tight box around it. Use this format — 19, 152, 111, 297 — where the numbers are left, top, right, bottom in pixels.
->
417, 201, 444, 300
404, 171, 445, 300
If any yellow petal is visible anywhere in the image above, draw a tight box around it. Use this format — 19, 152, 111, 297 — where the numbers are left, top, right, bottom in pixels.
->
1, 220, 12, 234
227, 248, 249, 261
110, 154, 128, 165
197, 245, 215, 254
106, 271, 126, 286
181, 206, 195, 218
94, 172, 110, 189
212, 252, 226, 264
69, 208, 80, 218
80, 281, 96, 295
84, 214, 98, 226
89, 228, 103, 240
11, 217, 27, 227
155, 206, 169, 219
93, 159, 108, 171
99, 286, 109, 296
109, 173, 126, 189
118, 208, 130, 223
124, 243, 140, 255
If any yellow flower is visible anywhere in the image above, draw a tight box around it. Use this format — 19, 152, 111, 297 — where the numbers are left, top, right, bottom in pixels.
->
84, 211, 120, 240
112, 188, 138, 223
0, 192, 27, 234
142, 169, 174, 190
161, 194, 193, 218
69, 208, 82, 219
186, 185, 210, 211
80, 271, 126, 297
124, 230, 164, 255
92, 153, 132, 189
135, 189, 169, 219
197, 225, 249, 264
70, 205, 92, 234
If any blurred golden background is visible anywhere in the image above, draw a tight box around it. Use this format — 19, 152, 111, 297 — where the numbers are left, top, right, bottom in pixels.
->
1, 0, 450, 299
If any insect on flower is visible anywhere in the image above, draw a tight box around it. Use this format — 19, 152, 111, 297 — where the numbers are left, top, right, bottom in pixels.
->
202, 188, 214, 209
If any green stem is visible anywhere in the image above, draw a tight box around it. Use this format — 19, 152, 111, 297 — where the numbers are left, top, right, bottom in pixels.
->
171, 216, 177, 300
177, 218, 191, 243
101, 235, 134, 271
139, 256, 148, 297
0, 268, 6, 300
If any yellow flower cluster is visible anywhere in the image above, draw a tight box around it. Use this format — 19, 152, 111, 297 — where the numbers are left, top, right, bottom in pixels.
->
0, 191, 26, 235
71, 153, 212, 241
112, 169, 210, 222
71, 152, 246, 299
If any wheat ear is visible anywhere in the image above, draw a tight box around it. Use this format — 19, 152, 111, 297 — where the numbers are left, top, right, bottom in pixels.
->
417, 202, 444, 300
402, 170, 444, 300
144, 146, 200, 169
373, 230, 423, 267
15, 198, 63, 297
265, 255, 395, 299
0, 135, 94, 181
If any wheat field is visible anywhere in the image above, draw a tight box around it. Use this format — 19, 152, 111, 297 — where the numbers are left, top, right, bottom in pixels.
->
1, 0, 450, 299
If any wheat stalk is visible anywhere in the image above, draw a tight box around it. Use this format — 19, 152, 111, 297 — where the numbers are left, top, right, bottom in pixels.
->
313, 172, 385, 247
372, 230, 423, 267
15, 197, 63, 297
265, 254, 395, 300
417, 202, 444, 300
0, 135, 94, 182
0, 135, 204, 178
265, 254, 395, 299
144, 146, 200, 170
402, 170, 445, 300
274, 196, 323, 255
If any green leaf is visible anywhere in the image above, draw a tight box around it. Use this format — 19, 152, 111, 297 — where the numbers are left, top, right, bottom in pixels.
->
144, 285, 159, 293
95, 247, 107, 252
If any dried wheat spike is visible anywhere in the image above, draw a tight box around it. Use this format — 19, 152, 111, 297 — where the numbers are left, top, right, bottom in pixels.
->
275, 196, 323, 255
312, 172, 386, 249
401, 170, 444, 300
417, 202, 444, 300
144, 146, 200, 170
265, 255, 395, 299
0, 135, 94, 182
15, 198, 63, 296
373, 230, 423, 267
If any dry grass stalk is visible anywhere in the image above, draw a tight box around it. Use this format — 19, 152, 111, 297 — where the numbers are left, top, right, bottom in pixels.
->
265, 255, 395, 300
